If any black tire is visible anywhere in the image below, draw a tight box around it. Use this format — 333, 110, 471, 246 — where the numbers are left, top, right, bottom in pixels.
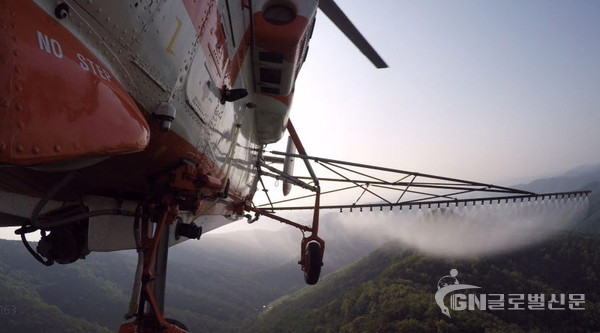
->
304, 241, 322, 285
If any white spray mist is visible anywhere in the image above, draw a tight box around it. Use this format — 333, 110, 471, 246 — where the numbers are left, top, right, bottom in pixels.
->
327, 197, 589, 258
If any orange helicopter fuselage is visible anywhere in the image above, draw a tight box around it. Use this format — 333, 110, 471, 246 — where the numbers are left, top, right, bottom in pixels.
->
0, 0, 317, 222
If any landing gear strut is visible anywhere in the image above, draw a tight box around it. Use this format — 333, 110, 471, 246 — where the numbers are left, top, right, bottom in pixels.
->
247, 120, 327, 285
119, 199, 188, 333
243, 206, 326, 285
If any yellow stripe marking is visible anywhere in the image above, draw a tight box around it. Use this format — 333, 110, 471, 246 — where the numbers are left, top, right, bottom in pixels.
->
166, 17, 183, 56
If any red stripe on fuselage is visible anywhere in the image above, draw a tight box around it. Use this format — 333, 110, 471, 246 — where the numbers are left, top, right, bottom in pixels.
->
181, 0, 251, 89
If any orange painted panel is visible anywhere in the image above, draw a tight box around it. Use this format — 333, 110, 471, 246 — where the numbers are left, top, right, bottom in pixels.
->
0, 1, 149, 166
253, 11, 309, 62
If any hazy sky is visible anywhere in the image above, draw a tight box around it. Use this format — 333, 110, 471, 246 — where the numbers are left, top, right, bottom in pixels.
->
283, 0, 600, 186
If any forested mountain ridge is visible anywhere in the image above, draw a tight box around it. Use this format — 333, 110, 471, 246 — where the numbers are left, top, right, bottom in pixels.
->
0, 240, 121, 332
574, 181, 600, 233
0, 238, 307, 332
245, 166, 600, 331
0, 165, 598, 332
2, 232, 597, 332
248, 233, 600, 332
517, 164, 600, 195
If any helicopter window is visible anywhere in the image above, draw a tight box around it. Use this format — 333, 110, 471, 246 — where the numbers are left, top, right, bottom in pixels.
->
260, 68, 282, 84
259, 51, 284, 64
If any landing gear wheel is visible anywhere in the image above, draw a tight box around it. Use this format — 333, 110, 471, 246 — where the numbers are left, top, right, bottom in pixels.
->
304, 241, 323, 285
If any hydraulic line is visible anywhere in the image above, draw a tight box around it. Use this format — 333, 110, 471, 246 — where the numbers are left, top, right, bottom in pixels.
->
20, 171, 78, 266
